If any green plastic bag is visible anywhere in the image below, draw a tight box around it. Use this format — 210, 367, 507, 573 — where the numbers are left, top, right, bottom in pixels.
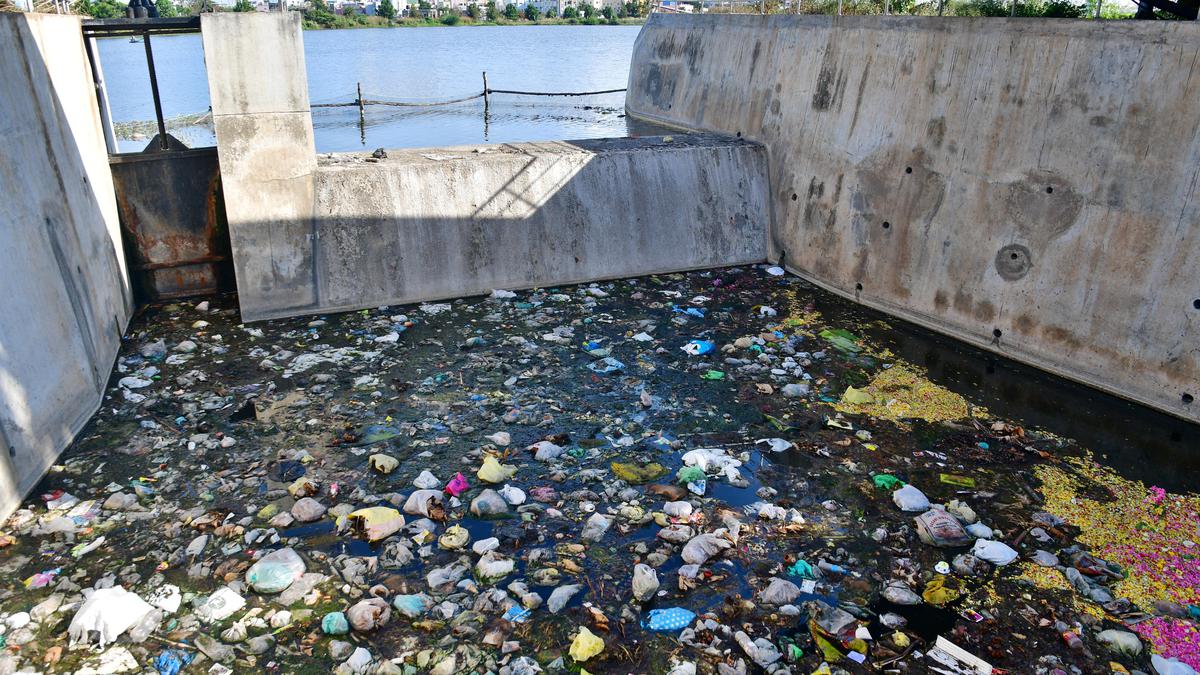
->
819, 328, 862, 353
677, 466, 706, 485
872, 474, 903, 490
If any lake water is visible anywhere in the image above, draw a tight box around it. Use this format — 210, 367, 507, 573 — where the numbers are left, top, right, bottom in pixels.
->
97, 24, 649, 153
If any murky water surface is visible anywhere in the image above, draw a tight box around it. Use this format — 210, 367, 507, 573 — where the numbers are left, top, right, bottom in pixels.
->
3, 267, 1197, 673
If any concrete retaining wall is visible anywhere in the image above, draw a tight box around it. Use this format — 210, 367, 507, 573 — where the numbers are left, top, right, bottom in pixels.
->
202, 14, 767, 321
626, 14, 1200, 423
0, 13, 132, 517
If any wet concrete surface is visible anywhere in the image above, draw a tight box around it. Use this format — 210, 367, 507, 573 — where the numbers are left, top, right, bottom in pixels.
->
0, 265, 1196, 674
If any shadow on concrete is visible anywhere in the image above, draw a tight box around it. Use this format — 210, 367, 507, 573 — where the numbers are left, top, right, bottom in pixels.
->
0, 13, 132, 517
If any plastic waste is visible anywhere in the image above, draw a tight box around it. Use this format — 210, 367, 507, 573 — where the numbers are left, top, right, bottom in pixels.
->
972, 539, 1019, 566
246, 547, 306, 593
477, 456, 517, 483
347, 507, 404, 542
347, 597, 391, 632
644, 607, 696, 632
755, 438, 793, 453
548, 584, 584, 613
528, 441, 564, 461
872, 474, 903, 490
1096, 629, 1142, 655
68, 586, 155, 646
681, 340, 715, 356
882, 581, 922, 605
392, 594, 431, 618
611, 461, 668, 484
682, 532, 733, 564
587, 357, 625, 374
404, 489, 444, 517
842, 386, 873, 404
735, 630, 782, 667
569, 626, 605, 661
322, 611, 350, 635
413, 470, 440, 489
368, 454, 398, 474
758, 577, 801, 605
475, 551, 515, 582
153, 649, 195, 675
1152, 655, 1200, 675
581, 513, 613, 541
892, 485, 930, 511
195, 587, 246, 623
471, 489, 509, 517
291, 497, 327, 523
787, 559, 816, 579
632, 563, 660, 601
498, 484, 526, 505
437, 472, 466, 496
922, 576, 960, 606
438, 525, 470, 550
914, 509, 973, 547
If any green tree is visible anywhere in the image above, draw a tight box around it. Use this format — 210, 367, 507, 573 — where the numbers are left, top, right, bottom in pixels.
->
544, 5, 555, 15
233, 0, 254, 11
503, 1, 518, 17
484, 0, 496, 16
304, 0, 337, 26
440, 8, 459, 21
73, 0, 127, 16
378, 0, 396, 20
466, 1, 479, 16
581, 2, 595, 16
156, 0, 178, 16
523, 1, 539, 18
560, 3, 576, 15
599, 4, 611, 17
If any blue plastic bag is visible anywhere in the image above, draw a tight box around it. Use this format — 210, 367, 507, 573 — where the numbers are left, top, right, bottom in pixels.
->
154, 649, 195, 675
643, 607, 696, 632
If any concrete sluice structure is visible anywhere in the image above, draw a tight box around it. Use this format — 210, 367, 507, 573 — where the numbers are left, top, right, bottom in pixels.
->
1, 9, 1200, 674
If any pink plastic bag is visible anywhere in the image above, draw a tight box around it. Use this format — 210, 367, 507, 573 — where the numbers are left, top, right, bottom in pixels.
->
445, 472, 469, 497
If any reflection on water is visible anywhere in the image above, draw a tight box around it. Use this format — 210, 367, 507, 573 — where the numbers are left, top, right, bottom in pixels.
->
98, 25, 646, 152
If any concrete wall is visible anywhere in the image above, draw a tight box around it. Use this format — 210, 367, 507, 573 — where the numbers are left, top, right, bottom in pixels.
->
0, 13, 132, 517
201, 12, 318, 317
626, 14, 1200, 423
201, 14, 767, 321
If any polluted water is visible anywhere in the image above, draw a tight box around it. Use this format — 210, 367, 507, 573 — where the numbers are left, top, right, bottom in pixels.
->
0, 265, 1197, 674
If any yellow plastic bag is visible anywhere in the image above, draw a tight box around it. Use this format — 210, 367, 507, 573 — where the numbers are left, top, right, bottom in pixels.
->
477, 456, 516, 484
569, 626, 605, 662
842, 386, 874, 405
346, 507, 404, 542
922, 576, 960, 606
611, 462, 668, 484
438, 525, 470, 550
368, 454, 398, 474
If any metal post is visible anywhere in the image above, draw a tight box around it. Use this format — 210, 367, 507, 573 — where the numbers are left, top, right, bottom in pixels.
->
482, 71, 489, 109
1010, 0, 1017, 14
836, 0, 842, 14
83, 36, 118, 154
356, 82, 365, 144
937, 0, 945, 13
142, 31, 169, 150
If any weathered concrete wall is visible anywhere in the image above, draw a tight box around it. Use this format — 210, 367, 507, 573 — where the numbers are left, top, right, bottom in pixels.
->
306, 137, 766, 315
201, 12, 318, 317
202, 14, 766, 321
627, 14, 1200, 423
0, 13, 132, 517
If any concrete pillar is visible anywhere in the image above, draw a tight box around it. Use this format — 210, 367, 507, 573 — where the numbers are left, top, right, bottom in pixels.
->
200, 13, 318, 319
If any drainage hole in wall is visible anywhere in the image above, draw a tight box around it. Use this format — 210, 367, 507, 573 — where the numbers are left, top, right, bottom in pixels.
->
1193, 298, 1200, 310
905, 166, 912, 174
736, 131, 742, 138
7, 446, 14, 458
1011, 252, 1020, 260
1184, 393, 1195, 405
855, 282, 863, 291
882, 221, 891, 229
791, 193, 798, 201
1046, 186, 1054, 194
992, 328, 1003, 338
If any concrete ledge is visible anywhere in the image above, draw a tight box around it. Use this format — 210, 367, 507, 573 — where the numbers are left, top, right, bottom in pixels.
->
239, 135, 769, 320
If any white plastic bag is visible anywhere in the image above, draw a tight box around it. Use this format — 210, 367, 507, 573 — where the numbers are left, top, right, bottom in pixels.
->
892, 485, 930, 512
681, 532, 733, 565
246, 547, 307, 594
971, 539, 1019, 566
68, 586, 154, 646
632, 564, 660, 601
